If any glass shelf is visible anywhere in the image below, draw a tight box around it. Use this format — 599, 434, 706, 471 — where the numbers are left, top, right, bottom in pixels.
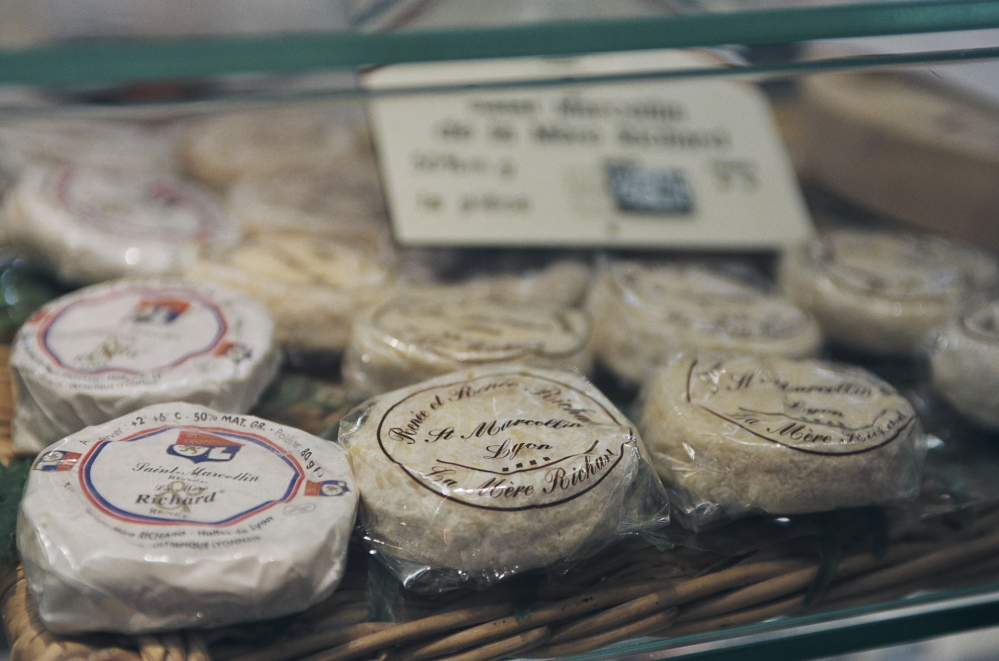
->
0, 0, 996, 110
563, 582, 999, 660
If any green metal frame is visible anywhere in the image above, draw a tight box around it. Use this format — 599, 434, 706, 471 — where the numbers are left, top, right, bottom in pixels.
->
1, 0, 998, 87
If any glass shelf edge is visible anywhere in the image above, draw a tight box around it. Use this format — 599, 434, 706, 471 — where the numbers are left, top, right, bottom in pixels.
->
1, 0, 998, 88
0, 46, 996, 119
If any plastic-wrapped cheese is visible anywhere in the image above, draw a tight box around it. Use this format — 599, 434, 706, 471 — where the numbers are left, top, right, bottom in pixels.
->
343, 292, 593, 397
339, 364, 667, 591
640, 354, 925, 528
1, 165, 238, 284
187, 235, 394, 353
587, 262, 822, 385
0, 119, 176, 174
18, 402, 357, 634
227, 162, 388, 246
179, 109, 361, 188
416, 259, 593, 309
780, 229, 999, 356
930, 298, 999, 430
11, 279, 280, 456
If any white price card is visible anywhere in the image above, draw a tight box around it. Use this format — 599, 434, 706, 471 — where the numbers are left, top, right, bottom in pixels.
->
363, 50, 813, 249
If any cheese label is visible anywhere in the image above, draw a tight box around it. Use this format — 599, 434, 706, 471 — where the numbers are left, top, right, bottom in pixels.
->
364, 49, 812, 249
376, 371, 630, 510
34, 285, 231, 375
46, 166, 223, 241
26, 403, 351, 545
371, 297, 589, 362
685, 356, 915, 456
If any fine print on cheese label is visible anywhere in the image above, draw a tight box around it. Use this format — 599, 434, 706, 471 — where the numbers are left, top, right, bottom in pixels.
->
641, 354, 926, 529
339, 364, 668, 591
11, 279, 280, 456
1, 164, 239, 284
18, 402, 358, 634
587, 262, 821, 386
343, 292, 593, 396
780, 230, 999, 357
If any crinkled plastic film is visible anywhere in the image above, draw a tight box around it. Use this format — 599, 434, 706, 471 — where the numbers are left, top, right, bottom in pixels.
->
586, 258, 822, 387
343, 292, 594, 398
337, 364, 669, 592
639, 353, 927, 531
779, 229, 999, 358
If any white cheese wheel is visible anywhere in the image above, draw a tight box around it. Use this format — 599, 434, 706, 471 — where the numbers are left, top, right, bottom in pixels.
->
1, 165, 238, 285
339, 364, 665, 590
640, 354, 925, 527
930, 299, 999, 430
0, 119, 177, 174
227, 162, 388, 245
18, 402, 357, 634
587, 262, 822, 385
344, 292, 593, 396
11, 279, 280, 456
186, 235, 394, 353
801, 72, 999, 250
179, 109, 360, 189
414, 260, 593, 309
779, 230, 999, 357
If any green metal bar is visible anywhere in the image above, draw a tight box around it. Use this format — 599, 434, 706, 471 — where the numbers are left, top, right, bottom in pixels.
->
0, 0, 998, 86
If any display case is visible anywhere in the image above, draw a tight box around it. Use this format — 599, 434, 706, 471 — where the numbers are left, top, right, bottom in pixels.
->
2, 2, 999, 660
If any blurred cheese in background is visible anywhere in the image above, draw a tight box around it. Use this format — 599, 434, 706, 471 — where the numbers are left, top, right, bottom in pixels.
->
793, 30, 999, 249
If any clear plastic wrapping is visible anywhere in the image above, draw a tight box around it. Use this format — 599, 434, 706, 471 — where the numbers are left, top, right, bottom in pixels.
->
10, 278, 280, 455
639, 353, 927, 531
186, 234, 395, 354
343, 291, 594, 397
337, 364, 669, 592
928, 296, 999, 431
779, 229, 999, 357
1, 164, 239, 285
17, 402, 358, 634
586, 260, 822, 386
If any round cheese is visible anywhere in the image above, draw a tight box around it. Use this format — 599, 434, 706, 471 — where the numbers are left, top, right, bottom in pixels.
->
227, 162, 388, 245
0, 119, 176, 174
779, 230, 999, 356
930, 299, 999, 430
640, 354, 924, 527
343, 293, 593, 396
179, 109, 360, 188
417, 260, 593, 309
587, 262, 822, 385
11, 279, 280, 456
17, 402, 357, 634
186, 235, 394, 353
340, 365, 664, 589
1, 165, 238, 285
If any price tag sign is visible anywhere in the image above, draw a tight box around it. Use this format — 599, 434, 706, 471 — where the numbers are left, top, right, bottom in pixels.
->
364, 50, 813, 249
